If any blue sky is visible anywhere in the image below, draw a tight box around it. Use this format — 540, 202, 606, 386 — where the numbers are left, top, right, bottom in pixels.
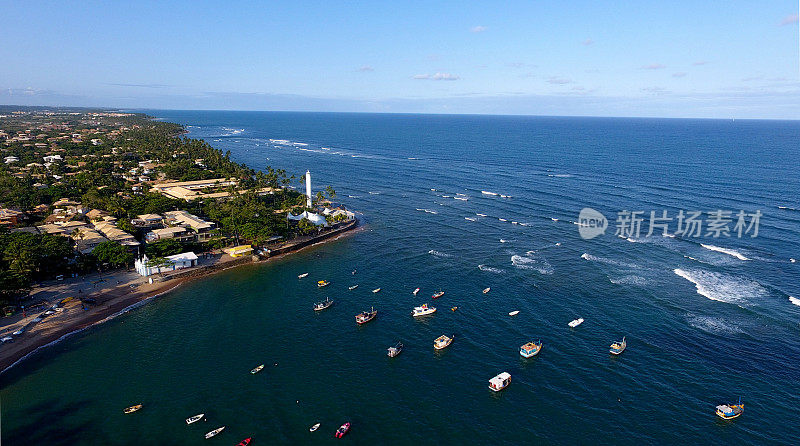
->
2, 1, 799, 118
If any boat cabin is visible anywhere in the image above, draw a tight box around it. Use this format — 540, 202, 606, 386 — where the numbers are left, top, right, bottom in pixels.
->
489, 372, 511, 391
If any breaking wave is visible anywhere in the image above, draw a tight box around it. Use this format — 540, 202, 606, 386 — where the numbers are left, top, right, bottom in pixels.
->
700, 244, 750, 261
790, 296, 800, 307
478, 264, 504, 274
428, 250, 453, 258
673, 268, 767, 307
511, 254, 554, 275
686, 314, 744, 335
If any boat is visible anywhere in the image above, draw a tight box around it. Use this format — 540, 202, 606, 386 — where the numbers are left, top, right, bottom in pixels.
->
352, 269, 357, 275
236, 438, 252, 446
205, 426, 225, 439
309, 422, 321, 432
186, 413, 204, 424
12, 328, 23, 336
412, 304, 437, 317
432, 290, 445, 299
413, 287, 420, 296
716, 399, 744, 420
298, 273, 309, 278
451, 306, 458, 311
251, 364, 265, 374
387, 341, 404, 357
335, 422, 351, 438
508, 310, 520, 316
519, 341, 542, 358
609, 336, 626, 355
568, 318, 584, 328
488, 372, 512, 392
372, 288, 381, 293
314, 297, 334, 311
348, 285, 359, 290
123, 404, 143, 414
434, 334, 453, 350
317, 280, 330, 288
483, 287, 491, 294
355, 307, 377, 324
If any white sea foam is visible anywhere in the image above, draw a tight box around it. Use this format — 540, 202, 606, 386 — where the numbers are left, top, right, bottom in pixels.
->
500, 239, 515, 243
478, 264, 504, 274
428, 249, 453, 258
511, 254, 554, 274
481, 191, 498, 196
790, 296, 800, 307
609, 275, 648, 286
519, 222, 531, 227
673, 268, 767, 306
465, 217, 476, 221
581, 253, 640, 269
547, 173, 573, 178
476, 213, 487, 217
368, 191, 381, 195
700, 244, 750, 261
454, 196, 468, 201
500, 194, 512, 198
686, 314, 744, 335
551, 218, 559, 222
416, 208, 438, 214
498, 218, 507, 222
790, 258, 796, 263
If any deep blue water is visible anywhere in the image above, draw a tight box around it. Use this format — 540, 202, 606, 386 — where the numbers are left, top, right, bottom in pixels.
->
2, 112, 799, 444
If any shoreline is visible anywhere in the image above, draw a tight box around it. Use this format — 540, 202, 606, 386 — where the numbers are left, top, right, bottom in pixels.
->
0, 219, 360, 377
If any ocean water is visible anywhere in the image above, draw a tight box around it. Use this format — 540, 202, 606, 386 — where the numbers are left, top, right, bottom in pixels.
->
2, 112, 799, 445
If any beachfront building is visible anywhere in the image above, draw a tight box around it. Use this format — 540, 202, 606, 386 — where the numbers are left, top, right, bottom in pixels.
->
93, 220, 140, 248
287, 210, 328, 226
132, 213, 163, 228
164, 210, 215, 241
145, 226, 195, 243
134, 252, 198, 277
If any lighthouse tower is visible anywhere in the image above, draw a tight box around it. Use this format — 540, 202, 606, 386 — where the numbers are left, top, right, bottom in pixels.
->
305, 170, 313, 208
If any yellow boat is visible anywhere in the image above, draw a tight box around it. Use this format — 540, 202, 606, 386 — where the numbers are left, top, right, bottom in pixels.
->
716, 399, 744, 420
123, 404, 142, 414
317, 280, 330, 288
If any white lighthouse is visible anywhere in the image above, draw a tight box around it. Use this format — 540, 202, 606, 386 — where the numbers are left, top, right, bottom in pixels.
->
305, 170, 313, 208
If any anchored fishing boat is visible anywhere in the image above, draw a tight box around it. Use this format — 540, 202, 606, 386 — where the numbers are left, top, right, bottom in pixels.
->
335, 422, 351, 438
432, 290, 445, 299
251, 364, 264, 374
205, 426, 225, 439
123, 404, 142, 414
355, 307, 377, 324
434, 334, 453, 350
298, 273, 309, 278
568, 317, 584, 328
186, 413, 204, 424
508, 310, 520, 316
488, 372, 511, 392
317, 280, 330, 288
609, 336, 626, 355
412, 304, 437, 317
387, 341, 404, 357
314, 297, 334, 311
519, 340, 542, 358
716, 399, 744, 420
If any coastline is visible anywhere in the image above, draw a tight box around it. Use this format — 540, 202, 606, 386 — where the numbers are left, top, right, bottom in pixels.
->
0, 219, 360, 376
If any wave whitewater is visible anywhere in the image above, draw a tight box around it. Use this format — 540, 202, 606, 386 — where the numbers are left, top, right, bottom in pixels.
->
700, 244, 750, 261
428, 249, 453, 258
673, 268, 767, 306
478, 264, 504, 274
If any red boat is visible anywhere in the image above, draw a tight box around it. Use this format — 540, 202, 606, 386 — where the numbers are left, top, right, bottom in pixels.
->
236, 438, 252, 446
335, 422, 351, 438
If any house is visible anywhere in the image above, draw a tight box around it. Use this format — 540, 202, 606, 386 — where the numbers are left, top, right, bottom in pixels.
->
0, 209, 24, 226
72, 228, 109, 254
163, 211, 215, 240
4, 156, 18, 164
134, 252, 198, 277
85, 209, 110, 222
93, 220, 139, 247
42, 155, 63, 163
132, 213, 163, 228
145, 226, 194, 243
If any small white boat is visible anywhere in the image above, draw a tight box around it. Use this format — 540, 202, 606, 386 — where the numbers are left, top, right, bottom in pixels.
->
372, 288, 381, 293
411, 304, 437, 317
434, 334, 453, 350
251, 364, 265, 374
508, 310, 520, 316
205, 426, 225, 439
348, 285, 359, 290
309, 422, 321, 432
432, 290, 445, 299
413, 287, 420, 296
387, 341, 404, 357
12, 328, 24, 336
186, 413, 204, 424
488, 372, 511, 392
313, 297, 334, 311
609, 337, 626, 355
298, 273, 309, 278
568, 318, 584, 328
483, 287, 491, 294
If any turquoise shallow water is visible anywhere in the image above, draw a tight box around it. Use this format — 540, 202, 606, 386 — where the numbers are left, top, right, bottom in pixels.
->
2, 113, 799, 445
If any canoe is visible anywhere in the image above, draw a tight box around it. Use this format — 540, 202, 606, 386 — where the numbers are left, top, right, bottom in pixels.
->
372, 288, 381, 293
508, 310, 520, 316
251, 364, 265, 374
483, 287, 491, 294
186, 413, 204, 424
298, 273, 309, 278
123, 404, 142, 414
348, 285, 359, 290
236, 438, 252, 446
413, 287, 420, 295
335, 422, 351, 438
309, 422, 321, 432
205, 426, 225, 439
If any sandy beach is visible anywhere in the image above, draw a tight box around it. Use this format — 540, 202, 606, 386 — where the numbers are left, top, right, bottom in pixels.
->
0, 219, 359, 375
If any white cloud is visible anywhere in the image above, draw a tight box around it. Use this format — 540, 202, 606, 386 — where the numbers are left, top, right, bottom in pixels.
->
414, 73, 460, 81
582, 38, 594, 46
470, 25, 487, 33
642, 63, 666, 70
672, 72, 687, 78
780, 14, 799, 26
356, 66, 374, 72
692, 61, 707, 66
547, 76, 572, 84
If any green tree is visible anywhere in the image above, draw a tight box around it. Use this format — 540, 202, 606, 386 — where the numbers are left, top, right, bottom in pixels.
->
93, 241, 134, 268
